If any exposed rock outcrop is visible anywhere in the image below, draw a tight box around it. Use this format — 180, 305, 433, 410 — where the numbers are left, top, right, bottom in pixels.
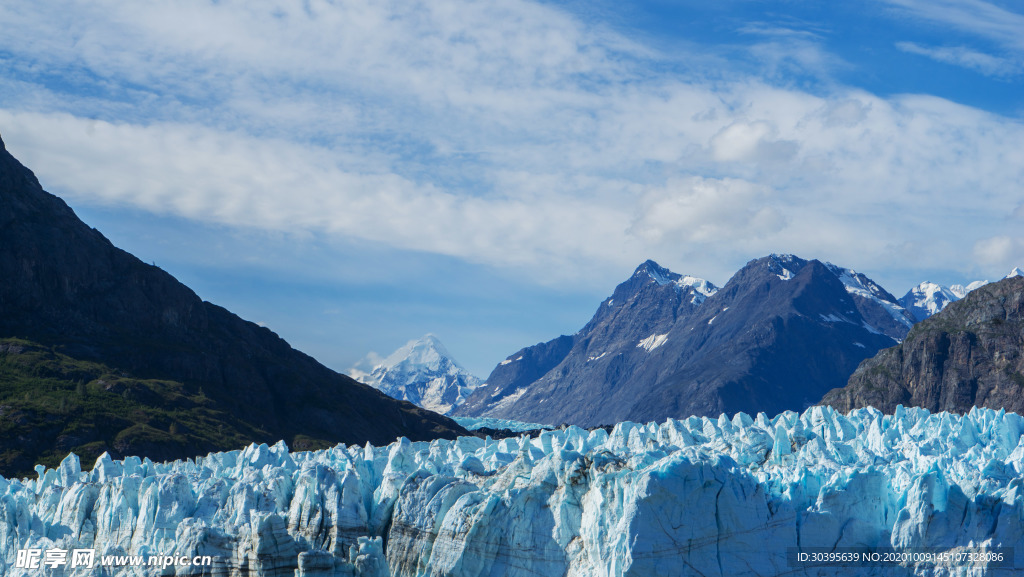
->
821, 276, 1024, 414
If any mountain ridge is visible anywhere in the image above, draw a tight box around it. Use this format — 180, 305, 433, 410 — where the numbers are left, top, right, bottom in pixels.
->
0, 130, 466, 476
455, 254, 908, 426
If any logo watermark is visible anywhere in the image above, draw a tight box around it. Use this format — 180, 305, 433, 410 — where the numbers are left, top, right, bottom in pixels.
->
16, 548, 215, 570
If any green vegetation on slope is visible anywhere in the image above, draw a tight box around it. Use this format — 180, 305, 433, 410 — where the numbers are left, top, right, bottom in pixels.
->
0, 337, 330, 478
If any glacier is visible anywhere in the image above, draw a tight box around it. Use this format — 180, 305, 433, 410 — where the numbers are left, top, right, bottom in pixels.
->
3, 405, 1023, 577
451, 417, 552, 432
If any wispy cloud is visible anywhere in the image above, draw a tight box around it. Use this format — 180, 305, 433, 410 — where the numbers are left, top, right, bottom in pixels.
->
881, 0, 1024, 51
882, 0, 1024, 77
896, 41, 1020, 77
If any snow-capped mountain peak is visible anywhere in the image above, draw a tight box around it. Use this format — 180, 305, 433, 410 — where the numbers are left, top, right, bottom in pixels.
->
635, 259, 677, 286
899, 281, 961, 322
381, 333, 450, 370
901, 267, 1020, 321
633, 260, 718, 303
350, 334, 481, 415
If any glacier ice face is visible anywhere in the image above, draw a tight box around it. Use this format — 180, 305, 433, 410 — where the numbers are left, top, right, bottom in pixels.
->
3, 406, 1024, 577
451, 416, 552, 432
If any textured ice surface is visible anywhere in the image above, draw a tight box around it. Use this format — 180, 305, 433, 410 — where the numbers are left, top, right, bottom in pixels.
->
451, 416, 552, 432
3, 406, 1023, 576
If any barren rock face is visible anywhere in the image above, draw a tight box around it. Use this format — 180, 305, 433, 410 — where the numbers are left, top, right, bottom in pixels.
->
821, 276, 1024, 415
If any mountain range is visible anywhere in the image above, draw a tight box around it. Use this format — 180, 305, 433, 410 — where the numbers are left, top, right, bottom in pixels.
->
0, 131, 465, 477
349, 260, 1022, 428
453, 255, 916, 426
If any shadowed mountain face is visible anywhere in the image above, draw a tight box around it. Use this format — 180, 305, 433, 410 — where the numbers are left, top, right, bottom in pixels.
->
0, 132, 465, 476
821, 276, 1024, 415
455, 255, 907, 427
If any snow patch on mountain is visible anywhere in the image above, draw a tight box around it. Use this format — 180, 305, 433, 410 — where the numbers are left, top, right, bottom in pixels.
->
764, 253, 802, 281
677, 275, 717, 304
6, 405, 1022, 577
636, 333, 668, 352
825, 263, 915, 333
489, 386, 528, 412
637, 260, 718, 302
350, 334, 480, 415
819, 313, 849, 323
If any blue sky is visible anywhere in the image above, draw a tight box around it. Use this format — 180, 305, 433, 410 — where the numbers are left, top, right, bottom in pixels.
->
1, 0, 1022, 376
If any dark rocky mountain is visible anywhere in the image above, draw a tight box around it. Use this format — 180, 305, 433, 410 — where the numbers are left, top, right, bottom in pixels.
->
821, 275, 1024, 415
455, 255, 910, 426
0, 131, 465, 476
456, 260, 715, 421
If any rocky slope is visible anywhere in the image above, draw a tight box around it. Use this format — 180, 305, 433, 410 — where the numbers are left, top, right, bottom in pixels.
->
456, 255, 910, 426
0, 131, 465, 476
821, 276, 1024, 415
350, 334, 481, 414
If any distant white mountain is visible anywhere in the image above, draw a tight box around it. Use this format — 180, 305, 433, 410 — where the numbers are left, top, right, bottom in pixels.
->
899, 281, 962, 322
949, 280, 990, 299
349, 334, 481, 415
900, 268, 1022, 321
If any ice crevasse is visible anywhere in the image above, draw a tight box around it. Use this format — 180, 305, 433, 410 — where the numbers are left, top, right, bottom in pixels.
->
2, 405, 1024, 577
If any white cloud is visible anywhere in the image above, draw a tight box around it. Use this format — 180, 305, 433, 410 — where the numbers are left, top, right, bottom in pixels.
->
710, 121, 799, 163
1, 0, 1024, 288
896, 41, 1020, 77
973, 236, 1024, 269
631, 177, 786, 244
0, 110, 635, 279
